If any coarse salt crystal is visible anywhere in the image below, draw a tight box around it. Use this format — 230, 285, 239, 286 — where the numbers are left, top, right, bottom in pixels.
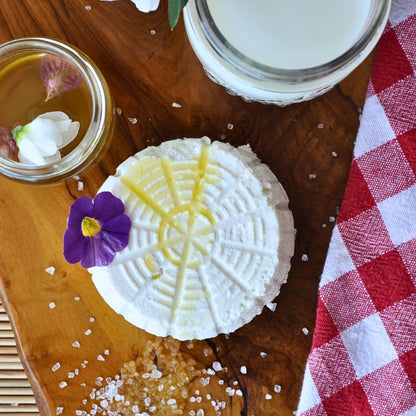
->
45, 266, 55, 275
266, 302, 277, 312
97, 354, 105, 361
172, 102, 182, 108
197, 410, 204, 416
212, 361, 222, 371
76, 410, 83, 415
265, 394, 272, 400
100, 399, 108, 408
52, 362, 61, 372
82, 399, 87, 405
329, 216, 336, 222
68, 372, 75, 378
104, 349, 110, 355
274, 384, 282, 393
150, 29, 156, 35
309, 173, 317, 179
302, 327, 309, 335
322, 224, 327, 228
331, 151, 338, 157
301, 254, 309, 262
240, 366, 247, 374
144, 397, 151, 406
59, 381, 67, 389
78, 181, 84, 191
56, 406, 64, 415
227, 123, 234, 130
85, 5, 91, 10
207, 368, 215, 375
132, 405, 139, 413
167, 399, 176, 405
85, 329, 92, 336
128, 117, 138, 124
72, 341, 80, 348
49, 302, 56, 309
116, 107, 122, 115
317, 123, 324, 129
90, 316, 95, 322
218, 380, 224, 385
260, 352, 267, 358
225, 387, 235, 396
233, 381, 238, 386
74, 296, 81, 301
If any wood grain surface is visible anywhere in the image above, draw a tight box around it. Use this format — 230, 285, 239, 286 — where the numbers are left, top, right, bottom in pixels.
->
0, 1, 375, 415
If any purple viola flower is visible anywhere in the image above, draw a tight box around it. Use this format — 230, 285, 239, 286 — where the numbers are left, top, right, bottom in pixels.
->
63, 192, 131, 268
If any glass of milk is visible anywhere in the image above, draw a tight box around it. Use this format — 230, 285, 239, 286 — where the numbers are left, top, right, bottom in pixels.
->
183, 0, 391, 105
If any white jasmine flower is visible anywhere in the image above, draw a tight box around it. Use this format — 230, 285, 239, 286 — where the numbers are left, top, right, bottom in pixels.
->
13, 111, 80, 165
131, 0, 159, 13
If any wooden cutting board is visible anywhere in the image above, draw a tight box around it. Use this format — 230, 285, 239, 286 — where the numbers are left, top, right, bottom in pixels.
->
0, 1, 374, 415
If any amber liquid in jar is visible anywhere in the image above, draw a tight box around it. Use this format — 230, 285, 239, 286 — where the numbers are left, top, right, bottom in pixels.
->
0, 53, 92, 157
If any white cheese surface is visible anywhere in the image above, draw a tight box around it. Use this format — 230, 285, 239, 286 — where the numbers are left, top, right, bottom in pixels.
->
90, 138, 295, 340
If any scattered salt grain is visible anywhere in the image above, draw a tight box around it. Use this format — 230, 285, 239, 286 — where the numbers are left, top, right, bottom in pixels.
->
225, 387, 235, 396
104, 349, 110, 355
240, 366, 247, 374
317, 123, 324, 129
331, 151, 338, 157
144, 397, 151, 407
150, 29, 156, 35
322, 224, 327, 228
68, 372, 75, 379
76, 410, 83, 415
100, 399, 108, 408
233, 381, 239, 386
116, 107, 122, 115
172, 102, 182, 108
72, 341, 80, 348
301, 254, 309, 262
265, 394, 272, 400
85, 329, 92, 336
59, 381, 67, 389
227, 123, 234, 130
236, 389, 243, 396
329, 216, 336, 223
167, 399, 176, 405
212, 361, 222, 372
97, 354, 105, 361
85, 5, 92, 11
75, 369, 79, 375
128, 117, 138, 125
302, 327, 309, 335
309, 173, 317, 179
266, 302, 277, 312
200, 377, 210, 386
49, 302, 56, 309
45, 267, 55, 275
218, 380, 224, 385
82, 399, 88, 405
274, 384, 282, 394
74, 296, 81, 301
56, 407, 64, 415
52, 362, 61, 372
260, 352, 267, 358
78, 181, 84, 191
197, 410, 204, 416
90, 317, 95, 322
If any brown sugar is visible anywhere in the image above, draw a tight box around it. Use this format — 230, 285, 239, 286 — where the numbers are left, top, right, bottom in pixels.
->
105, 337, 200, 416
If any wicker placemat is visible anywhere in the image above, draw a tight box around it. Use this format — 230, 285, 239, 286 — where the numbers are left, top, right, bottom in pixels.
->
0, 303, 38, 416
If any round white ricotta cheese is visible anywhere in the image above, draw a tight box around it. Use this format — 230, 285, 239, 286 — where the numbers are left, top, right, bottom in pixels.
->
90, 138, 295, 340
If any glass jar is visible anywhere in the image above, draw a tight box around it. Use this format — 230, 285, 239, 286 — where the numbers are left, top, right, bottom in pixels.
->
0, 37, 113, 184
183, 0, 391, 105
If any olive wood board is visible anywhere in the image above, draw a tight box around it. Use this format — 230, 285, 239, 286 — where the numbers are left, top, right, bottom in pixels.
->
0, 1, 375, 415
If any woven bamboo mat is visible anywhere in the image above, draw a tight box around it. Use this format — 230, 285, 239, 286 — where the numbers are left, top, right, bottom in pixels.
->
0, 303, 38, 416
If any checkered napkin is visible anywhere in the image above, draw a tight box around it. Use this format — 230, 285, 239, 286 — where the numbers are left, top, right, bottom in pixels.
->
296, 2, 416, 416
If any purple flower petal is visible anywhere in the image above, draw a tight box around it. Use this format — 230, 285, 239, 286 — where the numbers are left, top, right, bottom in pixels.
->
92, 191, 125, 221
67, 196, 93, 228
63, 192, 131, 268
63, 228, 87, 264
81, 236, 115, 268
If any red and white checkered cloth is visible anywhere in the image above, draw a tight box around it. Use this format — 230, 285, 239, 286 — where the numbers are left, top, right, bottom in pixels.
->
296, 2, 416, 416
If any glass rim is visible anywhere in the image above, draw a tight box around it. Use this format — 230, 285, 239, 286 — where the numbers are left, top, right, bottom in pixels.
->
191, 0, 392, 83
0, 37, 112, 184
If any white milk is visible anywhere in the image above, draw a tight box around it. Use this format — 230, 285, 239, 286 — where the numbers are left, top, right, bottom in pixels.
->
206, 0, 372, 69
